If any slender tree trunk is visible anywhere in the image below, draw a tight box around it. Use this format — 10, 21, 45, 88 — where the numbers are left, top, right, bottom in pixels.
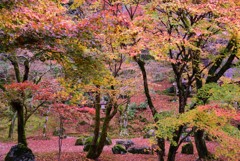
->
43, 106, 51, 138
87, 87, 101, 159
11, 100, 27, 146
134, 57, 165, 161
58, 115, 63, 161
8, 111, 17, 139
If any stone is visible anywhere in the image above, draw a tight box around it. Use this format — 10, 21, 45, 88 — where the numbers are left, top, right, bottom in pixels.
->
78, 120, 87, 125
5, 143, 35, 161
112, 144, 127, 154
181, 142, 194, 154
83, 135, 112, 151
143, 129, 155, 138
75, 136, 86, 146
128, 146, 151, 154
116, 140, 134, 149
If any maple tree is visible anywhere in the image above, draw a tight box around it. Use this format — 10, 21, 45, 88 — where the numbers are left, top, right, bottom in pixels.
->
3, 80, 59, 146
101, 0, 240, 160
1, 0, 240, 160
155, 103, 240, 160
57, 1, 138, 159
140, 0, 240, 160
0, 0, 83, 148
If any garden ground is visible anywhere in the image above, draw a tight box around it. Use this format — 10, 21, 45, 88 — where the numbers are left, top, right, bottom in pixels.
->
0, 136, 218, 161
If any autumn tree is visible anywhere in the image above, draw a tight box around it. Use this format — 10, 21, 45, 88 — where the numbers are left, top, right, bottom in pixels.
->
142, 0, 240, 160
3, 80, 58, 146
53, 0, 141, 159
104, 0, 240, 160
0, 0, 80, 146
155, 102, 240, 161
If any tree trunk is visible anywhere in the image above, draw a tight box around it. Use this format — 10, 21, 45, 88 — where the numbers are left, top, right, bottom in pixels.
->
167, 126, 183, 161
157, 138, 165, 161
96, 118, 110, 157
58, 115, 64, 161
86, 87, 101, 159
134, 57, 165, 161
194, 42, 237, 159
134, 57, 157, 116
8, 111, 17, 139
194, 130, 209, 159
43, 106, 51, 138
11, 100, 27, 146
167, 87, 186, 161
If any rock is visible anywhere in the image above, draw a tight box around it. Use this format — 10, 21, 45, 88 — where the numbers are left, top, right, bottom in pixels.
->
83, 136, 93, 151
128, 146, 151, 154
181, 142, 194, 154
78, 120, 87, 125
83, 135, 112, 151
90, 133, 112, 145
116, 140, 134, 149
112, 144, 127, 154
143, 129, 155, 138
5, 143, 35, 161
75, 136, 87, 146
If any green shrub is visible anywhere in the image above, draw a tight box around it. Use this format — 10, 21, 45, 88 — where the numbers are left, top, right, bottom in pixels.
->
128, 103, 137, 109
127, 108, 136, 120
168, 76, 175, 83
138, 102, 148, 109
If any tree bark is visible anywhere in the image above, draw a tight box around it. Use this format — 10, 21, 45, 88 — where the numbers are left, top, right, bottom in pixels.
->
167, 126, 183, 161
86, 86, 101, 159
11, 100, 27, 146
8, 55, 21, 83
96, 117, 110, 157
167, 92, 186, 161
8, 111, 17, 139
134, 57, 165, 161
194, 130, 209, 159
43, 106, 51, 138
87, 85, 118, 159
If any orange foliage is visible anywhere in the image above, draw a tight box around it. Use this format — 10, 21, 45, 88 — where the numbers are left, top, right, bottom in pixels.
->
198, 105, 240, 122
